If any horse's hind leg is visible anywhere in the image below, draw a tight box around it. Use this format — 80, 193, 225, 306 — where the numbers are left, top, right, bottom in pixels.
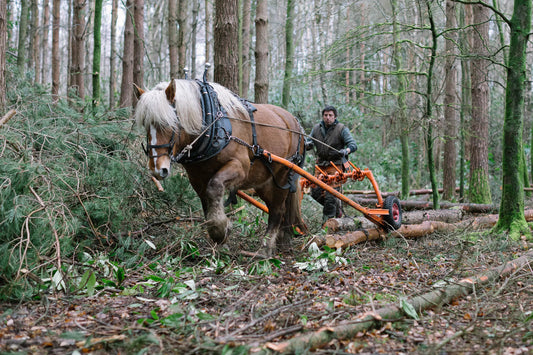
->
256, 186, 289, 257
204, 160, 246, 244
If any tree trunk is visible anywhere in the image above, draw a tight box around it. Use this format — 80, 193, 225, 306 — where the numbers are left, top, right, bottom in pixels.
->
92, 0, 103, 110
468, 3, 491, 204
133, 0, 144, 93
41, 0, 49, 85
51, 0, 60, 101
254, 0, 268, 102
177, 0, 187, 77
215, 0, 239, 93
241, 0, 251, 98
442, 0, 458, 201
31, 0, 40, 84
168, 0, 178, 79
17, 0, 30, 74
119, 0, 134, 107
205, 0, 212, 69
191, 0, 199, 78
391, 0, 410, 200
458, 4, 471, 202
425, 1, 439, 209
495, 0, 531, 239
0, 0, 6, 111
281, 0, 294, 109
109, 0, 118, 108
70, 0, 85, 99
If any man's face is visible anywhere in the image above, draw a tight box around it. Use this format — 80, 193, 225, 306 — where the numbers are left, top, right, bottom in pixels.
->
322, 110, 336, 126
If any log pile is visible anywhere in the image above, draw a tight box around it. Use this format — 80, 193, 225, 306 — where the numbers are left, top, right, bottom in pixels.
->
314, 209, 533, 250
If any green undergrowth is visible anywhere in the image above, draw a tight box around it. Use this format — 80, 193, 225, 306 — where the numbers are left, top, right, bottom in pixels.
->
0, 76, 199, 300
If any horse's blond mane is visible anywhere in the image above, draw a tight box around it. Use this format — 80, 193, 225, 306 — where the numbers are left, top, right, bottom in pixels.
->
135, 80, 249, 135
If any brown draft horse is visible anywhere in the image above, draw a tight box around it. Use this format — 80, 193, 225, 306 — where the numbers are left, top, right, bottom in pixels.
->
134, 79, 307, 256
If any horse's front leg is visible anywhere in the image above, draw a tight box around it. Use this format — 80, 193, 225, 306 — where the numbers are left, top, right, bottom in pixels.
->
204, 160, 246, 244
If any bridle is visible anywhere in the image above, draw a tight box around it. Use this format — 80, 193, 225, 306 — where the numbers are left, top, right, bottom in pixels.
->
142, 129, 176, 159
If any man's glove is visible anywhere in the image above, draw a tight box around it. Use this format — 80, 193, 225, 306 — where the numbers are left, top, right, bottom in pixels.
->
305, 141, 314, 151
338, 148, 349, 157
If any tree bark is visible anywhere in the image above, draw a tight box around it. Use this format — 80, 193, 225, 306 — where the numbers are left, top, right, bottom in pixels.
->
70, 0, 85, 99
51, 0, 60, 101
177, 0, 187, 77
31, 0, 40, 84
261, 249, 533, 353
240, 0, 251, 98
17, 0, 30, 74
109, 0, 118, 108
468, 3, 491, 204
133, 0, 144, 93
92, 0, 103, 110
442, 0, 458, 201
214, 0, 239, 93
495, 0, 531, 238
119, 0, 134, 107
281, 0, 294, 109
0, 0, 6, 111
254, 0, 268, 102
40, 0, 50, 85
168, 0, 178, 79
191, 0, 199, 78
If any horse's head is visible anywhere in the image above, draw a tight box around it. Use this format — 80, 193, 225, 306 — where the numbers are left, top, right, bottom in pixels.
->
134, 81, 182, 180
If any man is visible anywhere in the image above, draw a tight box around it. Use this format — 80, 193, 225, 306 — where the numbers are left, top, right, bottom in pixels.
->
306, 105, 357, 222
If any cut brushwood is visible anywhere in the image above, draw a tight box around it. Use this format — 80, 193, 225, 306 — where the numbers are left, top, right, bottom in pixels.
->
0, 109, 16, 129
348, 197, 498, 213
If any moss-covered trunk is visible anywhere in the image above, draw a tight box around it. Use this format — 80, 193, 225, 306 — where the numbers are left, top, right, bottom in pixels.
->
495, 0, 531, 239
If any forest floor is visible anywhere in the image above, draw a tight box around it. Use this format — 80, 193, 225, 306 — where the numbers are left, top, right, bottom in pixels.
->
1, 213, 532, 354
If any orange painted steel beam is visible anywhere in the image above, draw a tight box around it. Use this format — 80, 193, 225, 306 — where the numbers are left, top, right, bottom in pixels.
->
236, 190, 269, 213
260, 150, 388, 228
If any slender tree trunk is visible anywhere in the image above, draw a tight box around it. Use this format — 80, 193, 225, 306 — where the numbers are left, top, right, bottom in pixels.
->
168, 0, 178, 79
119, 0, 134, 107
92, 0, 103, 110
391, 0, 410, 200
215, 0, 239, 93
442, 0, 458, 201
425, 0, 439, 209
191, 0, 199, 78
468, 3, 492, 204
0, 0, 6, 111
17, 0, 30, 74
70, 0, 85, 99
254, 0, 268, 102
281, 0, 294, 108
205, 0, 212, 69
133, 0, 144, 92
31, 0, 40, 84
109, 0, 118, 108
241, 0, 251, 98
458, 4, 472, 201
51, 0, 60, 100
495, 0, 531, 238
177, 0, 187, 77
41, 0, 49, 85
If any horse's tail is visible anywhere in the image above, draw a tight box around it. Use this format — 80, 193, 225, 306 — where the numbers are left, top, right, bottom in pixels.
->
284, 179, 308, 235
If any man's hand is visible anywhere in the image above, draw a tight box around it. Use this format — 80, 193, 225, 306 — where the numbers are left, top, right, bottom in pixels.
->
338, 148, 350, 157
305, 141, 314, 150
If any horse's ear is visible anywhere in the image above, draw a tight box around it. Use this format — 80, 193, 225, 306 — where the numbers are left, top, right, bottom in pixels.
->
133, 83, 145, 99
165, 80, 176, 103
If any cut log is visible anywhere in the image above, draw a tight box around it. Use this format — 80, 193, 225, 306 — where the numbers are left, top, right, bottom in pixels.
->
348, 197, 498, 213
324, 209, 465, 232
260, 249, 533, 354
0, 109, 16, 129
314, 209, 533, 249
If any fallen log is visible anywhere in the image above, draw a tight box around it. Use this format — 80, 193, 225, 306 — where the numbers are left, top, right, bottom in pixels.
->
260, 249, 533, 354
324, 209, 465, 232
314, 209, 533, 249
0, 109, 16, 129
348, 197, 498, 213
